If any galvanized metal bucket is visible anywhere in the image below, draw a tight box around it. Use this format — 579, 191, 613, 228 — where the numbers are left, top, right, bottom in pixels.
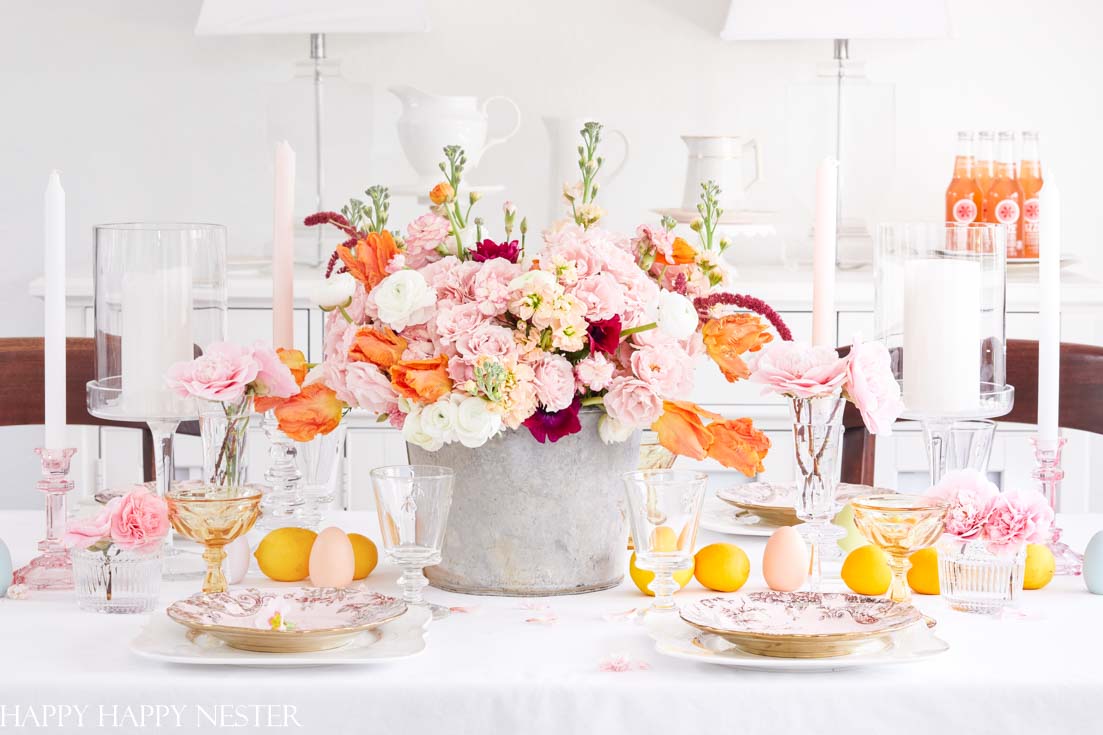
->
407, 409, 640, 596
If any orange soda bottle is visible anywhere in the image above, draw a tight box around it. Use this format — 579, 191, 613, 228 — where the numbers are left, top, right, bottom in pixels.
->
974, 131, 995, 206
945, 131, 983, 228
1019, 130, 1043, 258
983, 131, 1025, 258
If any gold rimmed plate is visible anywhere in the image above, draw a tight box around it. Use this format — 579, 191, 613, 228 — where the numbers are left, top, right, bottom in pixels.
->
167, 587, 407, 653
716, 482, 895, 526
679, 591, 924, 659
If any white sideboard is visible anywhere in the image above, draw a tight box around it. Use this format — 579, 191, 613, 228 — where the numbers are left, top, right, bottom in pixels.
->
31, 262, 1103, 512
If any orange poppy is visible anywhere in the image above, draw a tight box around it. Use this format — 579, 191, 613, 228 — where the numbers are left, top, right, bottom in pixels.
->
650, 400, 722, 461
706, 418, 771, 477
390, 356, 453, 403
701, 314, 773, 383
254, 348, 308, 413
338, 230, 400, 291
273, 383, 344, 442
349, 326, 408, 371
654, 236, 697, 266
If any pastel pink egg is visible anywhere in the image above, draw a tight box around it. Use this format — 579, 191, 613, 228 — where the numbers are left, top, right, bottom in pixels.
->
308, 527, 355, 588
762, 526, 808, 592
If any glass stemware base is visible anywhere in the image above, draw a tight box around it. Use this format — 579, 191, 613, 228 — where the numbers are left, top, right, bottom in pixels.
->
391, 546, 450, 620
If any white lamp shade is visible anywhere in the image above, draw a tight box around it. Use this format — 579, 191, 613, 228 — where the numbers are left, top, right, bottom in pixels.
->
721, 0, 950, 41
195, 0, 430, 35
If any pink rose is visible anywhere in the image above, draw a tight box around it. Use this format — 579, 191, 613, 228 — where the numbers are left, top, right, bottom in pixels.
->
924, 470, 999, 539
404, 212, 450, 268
63, 497, 121, 549
471, 259, 523, 316
604, 376, 663, 429
436, 302, 485, 347
165, 342, 260, 403
845, 336, 904, 435
576, 353, 616, 392
572, 273, 627, 322
110, 488, 170, 552
630, 342, 694, 398
532, 354, 577, 412
984, 488, 1054, 555
341, 362, 398, 414
750, 342, 848, 399
251, 344, 300, 399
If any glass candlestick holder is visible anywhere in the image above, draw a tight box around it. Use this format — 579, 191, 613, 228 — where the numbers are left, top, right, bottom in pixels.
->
1031, 436, 1082, 576
258, 411, 305, 529
12, 447, 78, 590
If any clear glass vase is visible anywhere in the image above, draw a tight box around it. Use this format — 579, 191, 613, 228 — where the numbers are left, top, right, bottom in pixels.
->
938, 536, 1026, 614
296, 425, 348, 530
72, 545, 162, 614
199, 397, 252, 488
790, 391, 846, 591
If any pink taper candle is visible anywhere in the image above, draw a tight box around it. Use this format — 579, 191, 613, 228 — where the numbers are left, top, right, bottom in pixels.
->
44, 171, 67, 449
812, 157, 838, 347
1037, 176, 1061, 441
272, 141, 296, 350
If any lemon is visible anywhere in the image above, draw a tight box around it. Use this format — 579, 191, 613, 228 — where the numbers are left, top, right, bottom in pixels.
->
841, 544, 891, 596
254, 527, 317, 582
629, 552, 693, 596
907, 547, 940, 595
1024, 543, 1056, 590
650, 526, 678, 552
348, 533, 379, 580
694, 543, 750, 592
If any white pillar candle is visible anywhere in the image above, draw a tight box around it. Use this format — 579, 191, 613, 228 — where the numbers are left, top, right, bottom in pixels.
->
812, 157, 838, 347
903, 259, 982, 414
43, 172, 66, 448
272, 141, 296, 351
1037, 177, 1061, 441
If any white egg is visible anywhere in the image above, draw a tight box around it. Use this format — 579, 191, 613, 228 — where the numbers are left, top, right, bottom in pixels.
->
223, 536, 251, 586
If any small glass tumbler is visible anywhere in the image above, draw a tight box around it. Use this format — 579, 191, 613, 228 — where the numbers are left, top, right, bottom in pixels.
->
946, 420, 996, 473
73, 545, 162, 614
622, 470, 707, 613
370, 465, 454, 620
938, 537, 1026, 614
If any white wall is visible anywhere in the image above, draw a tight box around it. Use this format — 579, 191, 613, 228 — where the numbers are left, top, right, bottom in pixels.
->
1, 0, 1101, 504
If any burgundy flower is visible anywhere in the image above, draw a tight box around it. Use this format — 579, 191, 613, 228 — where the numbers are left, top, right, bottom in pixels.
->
523, 398, 582, 443
587, 315, 622, 356
471, 239, 521, 264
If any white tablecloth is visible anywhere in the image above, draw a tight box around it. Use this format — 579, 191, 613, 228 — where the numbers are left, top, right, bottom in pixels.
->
2, 510, 1102, 735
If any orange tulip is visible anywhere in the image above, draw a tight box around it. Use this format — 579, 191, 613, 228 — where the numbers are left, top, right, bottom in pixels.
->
650, 400, 722, 461
349, 326, 408, 371
274, 383, 344, 442
254, 348, 309, 413
654, 236, 697, 266
338, 230, 400, 291
429, 182, 455, 205
701, 314, 774, 383
390, 356, 453, 403
706, 418, 771, 477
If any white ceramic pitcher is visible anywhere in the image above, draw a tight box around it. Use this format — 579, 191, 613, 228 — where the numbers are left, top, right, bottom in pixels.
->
681, 135, 761, 210
391, 85, 522, 186
544, 116, 630, 218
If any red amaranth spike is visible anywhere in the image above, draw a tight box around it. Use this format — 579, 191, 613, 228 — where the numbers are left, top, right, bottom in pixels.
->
694, 292, 793, 341
304, 211, 360, 239
324, 237, 359, 278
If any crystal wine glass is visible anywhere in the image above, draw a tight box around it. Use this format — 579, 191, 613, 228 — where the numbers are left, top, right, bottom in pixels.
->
622, 469, 707, 613
370, 465, 454, 620
851, 494, 947, 603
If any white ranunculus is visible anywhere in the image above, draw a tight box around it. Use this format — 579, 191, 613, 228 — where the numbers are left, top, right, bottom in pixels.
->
371, 269, 437, 332
508, 269, 557, 294
402, 406, 443, 451
310, 272, 358, 309
454, 395, 502, 448
420, 397, 459, 444
653, 289, 699, 340
598, 414, 635, 444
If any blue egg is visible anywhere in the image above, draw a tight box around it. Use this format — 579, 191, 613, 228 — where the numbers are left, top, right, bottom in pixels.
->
0, 538, 12, 596
1082, 530, 1103, 594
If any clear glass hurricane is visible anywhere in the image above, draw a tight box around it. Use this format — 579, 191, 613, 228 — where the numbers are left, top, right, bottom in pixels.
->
622, 469, 707, 613
370, 465, 454, 620
790, 391, 846, 591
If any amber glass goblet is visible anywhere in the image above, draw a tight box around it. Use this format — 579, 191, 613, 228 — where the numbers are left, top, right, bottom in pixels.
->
167, 482, 263, 594
851, 494, 947, 603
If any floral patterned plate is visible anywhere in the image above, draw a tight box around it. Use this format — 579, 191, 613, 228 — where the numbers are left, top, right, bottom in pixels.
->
716, 482, 894, 526
679, 592, 924, 658
166, 587, 408, 653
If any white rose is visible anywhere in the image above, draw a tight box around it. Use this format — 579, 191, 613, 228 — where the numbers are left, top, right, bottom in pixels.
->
371, 269, 437, 332
508, 269, 557, 294
454, 395, 502, 448
402, 406, 443, 451
653, 290, 699, 340
420, 396, 458, 443
310, 272, 357, 309
598, 414, 635, 444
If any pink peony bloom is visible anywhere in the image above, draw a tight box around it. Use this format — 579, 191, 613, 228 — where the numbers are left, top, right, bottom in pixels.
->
630, 342, 694, 398
471, 258, 523, 316
924, 470, 999, 540
404, 212, 451, 268
750, 342, 848, 399
845, 336, 904, 435
251, 344, 301, 399
165, 342, 260, 403
576, 353, 616, 392
604, 377, 663, 429
532, 354, 577, 412
63, 497, 121, 549
110, 488, 170, 552
572, 273, 627, 322
984, 488, 1054, 555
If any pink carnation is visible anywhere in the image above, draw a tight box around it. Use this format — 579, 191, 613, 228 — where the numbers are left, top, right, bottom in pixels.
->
576, 353, 616, 392
110, 488, 170, 552
845, 336, 904, 435
924, 470, 999, 540
341, 362, 398, 414
63, 498, 120, 549
604, 377, 663, 429
984, 488, 1054, 555
532, 354, 577, 412
436, 302, 485, 347
572, 273, 627, 322
471, 259, 523, 316
404, 212, 450, 268
630, 343, 694, 398
165, 342, 260, 403
456, 323, 519, 363
251, 344, 300, 399
750, 342, 848, 399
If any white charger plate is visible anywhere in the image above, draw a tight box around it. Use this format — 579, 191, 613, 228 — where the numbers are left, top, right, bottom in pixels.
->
130, 604, 430, 667
645, 611, 947, 672
698, 498, 776, 538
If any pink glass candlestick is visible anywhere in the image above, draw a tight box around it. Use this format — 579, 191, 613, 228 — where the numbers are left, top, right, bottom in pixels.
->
1031, 436, 1083, 576
12, 447, 77, 590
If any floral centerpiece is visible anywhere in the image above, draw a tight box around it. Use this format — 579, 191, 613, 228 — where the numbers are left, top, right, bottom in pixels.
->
303, 122, 787, 594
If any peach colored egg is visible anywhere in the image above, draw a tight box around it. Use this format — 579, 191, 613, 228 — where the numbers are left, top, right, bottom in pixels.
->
308, 527, 355, 588
762, 526, 809, 592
